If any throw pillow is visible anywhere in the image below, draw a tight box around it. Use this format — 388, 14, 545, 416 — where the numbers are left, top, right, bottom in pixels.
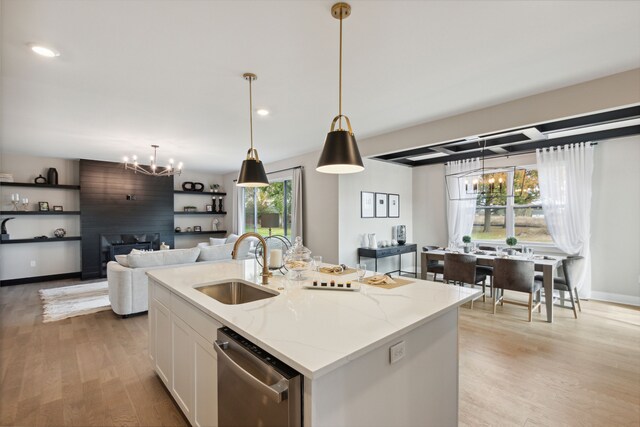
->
197, 243, 234, 262
115, 254, 130, 267
209, 237, 227, 246
225, 234, 239, 244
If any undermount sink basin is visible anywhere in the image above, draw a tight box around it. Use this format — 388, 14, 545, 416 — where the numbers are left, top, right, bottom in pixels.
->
195, 281, 279, 305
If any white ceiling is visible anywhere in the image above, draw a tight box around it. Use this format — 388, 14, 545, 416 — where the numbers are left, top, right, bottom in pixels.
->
2, 0, 639, 174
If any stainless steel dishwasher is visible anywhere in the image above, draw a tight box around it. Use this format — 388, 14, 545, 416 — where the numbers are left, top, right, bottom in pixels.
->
214, 327, 302, 427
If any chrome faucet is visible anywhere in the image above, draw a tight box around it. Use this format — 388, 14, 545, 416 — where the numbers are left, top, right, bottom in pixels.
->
232, 232, 272, 285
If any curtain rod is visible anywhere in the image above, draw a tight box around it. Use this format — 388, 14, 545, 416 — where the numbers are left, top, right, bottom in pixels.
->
233, 165, 303, 182
443, 142, 598, 165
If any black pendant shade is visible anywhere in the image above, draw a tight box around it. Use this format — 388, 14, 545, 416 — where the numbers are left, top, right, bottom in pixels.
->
237, 157, 268, 187
316, 129, 364, 174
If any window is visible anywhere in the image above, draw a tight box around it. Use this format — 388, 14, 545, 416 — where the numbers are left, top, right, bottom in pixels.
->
243, 178, 292, 239
472, 167, 552, 243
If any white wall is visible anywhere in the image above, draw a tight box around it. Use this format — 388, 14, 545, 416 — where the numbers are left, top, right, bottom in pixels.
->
338, 159, 414, 273
0, 153, 81, 280
590, 136, 640, 305
223, 150, 341, 264
412, 163, 448, 249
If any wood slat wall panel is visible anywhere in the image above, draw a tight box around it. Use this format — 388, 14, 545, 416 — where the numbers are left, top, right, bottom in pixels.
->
80, 160, 175, 279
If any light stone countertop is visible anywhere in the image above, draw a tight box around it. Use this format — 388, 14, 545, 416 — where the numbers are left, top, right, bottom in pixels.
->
147, 259, 480, 379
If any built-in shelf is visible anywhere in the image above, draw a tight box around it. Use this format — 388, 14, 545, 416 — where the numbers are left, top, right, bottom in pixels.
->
0, 211, 81, 215
174, 190, 227, 196
0, 182, 80, 190
174, 211, 227, 215
1, 236, 81, 244
174, 230, 227, 236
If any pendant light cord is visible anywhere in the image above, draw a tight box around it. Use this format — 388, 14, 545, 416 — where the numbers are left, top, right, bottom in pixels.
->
338, 12, 343, 129
249, 77, 254, 152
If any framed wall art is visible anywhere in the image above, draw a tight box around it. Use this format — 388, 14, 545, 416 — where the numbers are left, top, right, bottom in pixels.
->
375, 193, 387, 218
361, 191, 374, 218
388, 194, 399, 218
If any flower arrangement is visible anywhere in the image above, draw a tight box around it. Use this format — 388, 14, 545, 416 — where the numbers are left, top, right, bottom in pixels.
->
210, 184, 221, 192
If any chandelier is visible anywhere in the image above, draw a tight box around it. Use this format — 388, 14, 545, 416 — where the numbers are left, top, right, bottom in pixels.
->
123, 145, 182, 177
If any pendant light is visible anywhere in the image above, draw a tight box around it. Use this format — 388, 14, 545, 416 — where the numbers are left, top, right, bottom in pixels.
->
237, 73, 269, 187
316, 2, 364, 174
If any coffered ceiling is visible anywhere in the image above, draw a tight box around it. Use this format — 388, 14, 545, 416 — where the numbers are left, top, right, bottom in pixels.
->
2, 0, 639, 174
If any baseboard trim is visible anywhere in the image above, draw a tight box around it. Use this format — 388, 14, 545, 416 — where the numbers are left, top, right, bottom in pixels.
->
590, 291, 640, 307
1, 272, 82, 287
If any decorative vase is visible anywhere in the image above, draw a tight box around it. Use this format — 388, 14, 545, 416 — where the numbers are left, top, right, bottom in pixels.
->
361, 234, 369, 248
47, 168, 58, 185
160, 242, 170, 250
396, 225, 407, 245
368, 233, 377, 249
54, 228, 66, 238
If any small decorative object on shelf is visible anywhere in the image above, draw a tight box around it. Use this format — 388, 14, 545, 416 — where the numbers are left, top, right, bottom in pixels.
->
206, 204, 213, 212
397, 225, 407, 245
1, 217, 14, 240
21, 198, 29, 211
11, 193, 20, 211
54, 228, 66, 238
34, 174, 47, 184
462, 235, 471, 253
160, 242, 170, 250
53, 205, 63, 212
212, 218, 219, 231
210, 183, 220, 193
193, 182, 204, 192
184, 206, 197, 212
182, 181, 194, 191
47, 168, 59, 185
38, 201, 49, 212
217, 197, 224, 213
175, 227, 182, 233
194, 226, 202, 232
186, 227, 193, 232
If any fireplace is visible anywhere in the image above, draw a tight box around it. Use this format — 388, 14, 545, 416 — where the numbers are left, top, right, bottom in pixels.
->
100, 233, 160, 277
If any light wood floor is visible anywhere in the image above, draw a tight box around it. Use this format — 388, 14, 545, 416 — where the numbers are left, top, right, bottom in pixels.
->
1, 280, 639, 427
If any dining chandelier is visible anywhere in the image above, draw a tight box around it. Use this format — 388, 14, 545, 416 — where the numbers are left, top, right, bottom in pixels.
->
123, 145, 182, 177
237, 73, 269, 187
316, 2, 364, 174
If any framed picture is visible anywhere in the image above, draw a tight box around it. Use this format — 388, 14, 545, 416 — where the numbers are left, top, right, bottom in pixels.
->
53, 205, 63, 212
388, 194, 399, 218
375, 193, 387, 218
206, 204, 213, 212
193, 226, 202, 232
39, 201, 49, 212
361, 191, 374, 218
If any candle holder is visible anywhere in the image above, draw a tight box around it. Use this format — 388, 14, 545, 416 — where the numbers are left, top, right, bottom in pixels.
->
11, 193, 20, 211
21, 198, 29, 211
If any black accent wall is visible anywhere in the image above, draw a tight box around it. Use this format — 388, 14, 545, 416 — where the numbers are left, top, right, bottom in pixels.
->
80, 160, 174, 279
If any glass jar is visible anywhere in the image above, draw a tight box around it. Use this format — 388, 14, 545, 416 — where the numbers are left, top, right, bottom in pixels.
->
284, 236, 312, 280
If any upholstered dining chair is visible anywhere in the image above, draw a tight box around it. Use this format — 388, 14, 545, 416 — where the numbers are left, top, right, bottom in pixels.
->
492, 258, 542, 322
422, 246, 444, 282
443, 253, 487, 307
536, 256, 584, 319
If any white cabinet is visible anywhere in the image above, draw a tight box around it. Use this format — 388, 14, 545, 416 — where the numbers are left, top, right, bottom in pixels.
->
148, 279, 219, 427
172, 315, 195, 420
193, 332, 218, 427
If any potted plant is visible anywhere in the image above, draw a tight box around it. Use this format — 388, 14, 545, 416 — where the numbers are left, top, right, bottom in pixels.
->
462, 235, 472, 253
505, 236, 518, 255
210, 184, 220, 193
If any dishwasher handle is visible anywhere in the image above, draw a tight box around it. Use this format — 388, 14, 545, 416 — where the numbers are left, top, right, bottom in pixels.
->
214, 340, 289, 403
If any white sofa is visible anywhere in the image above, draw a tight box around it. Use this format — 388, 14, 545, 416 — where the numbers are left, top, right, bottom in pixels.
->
106, 235, 254, 316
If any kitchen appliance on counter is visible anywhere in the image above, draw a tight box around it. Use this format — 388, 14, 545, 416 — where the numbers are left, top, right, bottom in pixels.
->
215, 327, 302, 427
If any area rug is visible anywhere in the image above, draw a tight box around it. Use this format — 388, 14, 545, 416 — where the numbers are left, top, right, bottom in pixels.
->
39, 281, 110, 323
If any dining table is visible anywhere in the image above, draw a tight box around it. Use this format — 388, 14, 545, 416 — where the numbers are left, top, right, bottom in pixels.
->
422, 249, 564, 323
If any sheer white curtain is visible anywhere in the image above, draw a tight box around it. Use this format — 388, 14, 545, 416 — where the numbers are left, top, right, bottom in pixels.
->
536, 142, 594, 297
291, 168, 303, 241
446, 158, 480, 248
232, 186, 245, 235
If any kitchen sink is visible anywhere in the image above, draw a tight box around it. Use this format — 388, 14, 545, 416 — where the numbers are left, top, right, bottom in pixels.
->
195, 281, 279, 305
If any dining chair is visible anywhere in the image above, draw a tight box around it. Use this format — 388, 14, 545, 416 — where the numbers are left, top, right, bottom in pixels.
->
492, 258, 542, 322
422, 246, 444, 282
536, 256, 583, 319
443, 253, 487, 307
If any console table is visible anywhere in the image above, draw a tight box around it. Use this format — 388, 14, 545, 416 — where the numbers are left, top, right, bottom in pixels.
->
358, 243, 418, 277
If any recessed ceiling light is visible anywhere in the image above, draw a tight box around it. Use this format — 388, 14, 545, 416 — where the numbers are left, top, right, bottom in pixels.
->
29, 44, 60, 58
256, 109, 269, 116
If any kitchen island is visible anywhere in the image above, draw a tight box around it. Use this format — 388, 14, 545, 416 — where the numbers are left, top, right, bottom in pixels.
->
147, 259, 480, 427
